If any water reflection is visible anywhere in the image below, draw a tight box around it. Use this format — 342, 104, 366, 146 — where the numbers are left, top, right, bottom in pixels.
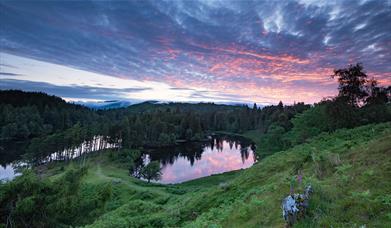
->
43, 136, 117, 162
0, 136, 117, 181
1, 135, 256, 184
136, 135, 256, 184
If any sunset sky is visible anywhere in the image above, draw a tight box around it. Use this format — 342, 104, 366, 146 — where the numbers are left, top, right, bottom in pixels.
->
1, 0, 390, 105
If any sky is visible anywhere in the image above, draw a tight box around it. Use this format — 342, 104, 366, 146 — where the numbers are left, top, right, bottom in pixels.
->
0, 0, 390, 105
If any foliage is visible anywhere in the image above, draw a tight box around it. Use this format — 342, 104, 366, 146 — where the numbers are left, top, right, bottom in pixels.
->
332, 63, 369, 107
140, 161, 162, 183
253, 64, 390, 155
0, 90, 100, 142
0, 166, 112, 227
1, 90, 312, 162
287, 104, 331, 144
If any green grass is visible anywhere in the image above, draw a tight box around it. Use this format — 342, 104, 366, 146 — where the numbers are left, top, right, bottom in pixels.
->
42, 122, 391, 227
187, 123, 391, 227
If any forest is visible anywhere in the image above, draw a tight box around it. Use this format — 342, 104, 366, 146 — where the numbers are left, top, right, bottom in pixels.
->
1, 64, 389, 163
0, 89, 310, 163
0, 63, 391, 227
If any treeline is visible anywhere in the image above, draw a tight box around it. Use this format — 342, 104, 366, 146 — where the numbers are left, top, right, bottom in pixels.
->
1, 90, 310, 163
0, 90, 100, 141
1, 63, 389, 161
105, 102, 309, 148
259, 63, 391, 154
25, 124, 117, 164
23, 101, 308, 163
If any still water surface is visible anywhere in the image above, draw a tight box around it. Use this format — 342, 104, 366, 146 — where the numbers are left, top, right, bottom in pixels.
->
138, 135, 256, 184
0, 136, 116, 182
1, 135, 256, 184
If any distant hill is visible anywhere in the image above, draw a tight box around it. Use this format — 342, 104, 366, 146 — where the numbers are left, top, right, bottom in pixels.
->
101, 100, 247, 115
75, 99, 260, 110
73, 100, 133, 110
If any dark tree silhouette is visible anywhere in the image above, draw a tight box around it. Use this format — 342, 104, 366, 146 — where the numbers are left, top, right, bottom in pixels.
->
365, 79, 390, 105
332, 63, 369, 107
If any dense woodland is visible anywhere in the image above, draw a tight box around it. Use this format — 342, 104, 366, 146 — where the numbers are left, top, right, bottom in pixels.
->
0, 90, 310, 163
0, 63, 391, 227
1, 64, 390, 163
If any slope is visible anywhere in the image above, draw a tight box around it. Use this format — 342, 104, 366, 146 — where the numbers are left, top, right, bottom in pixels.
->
84, 122, 390, 227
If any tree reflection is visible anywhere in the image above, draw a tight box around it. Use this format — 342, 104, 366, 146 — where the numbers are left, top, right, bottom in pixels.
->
143, 135, 255, 167
132, 135, 257, 183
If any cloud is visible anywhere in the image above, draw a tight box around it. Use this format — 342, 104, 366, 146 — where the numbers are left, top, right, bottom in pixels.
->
0, 0, 390, 104
169, 87, 197, 92
1, 53, 252, 103
0, 72, 21, 76
0, 79, 150, 101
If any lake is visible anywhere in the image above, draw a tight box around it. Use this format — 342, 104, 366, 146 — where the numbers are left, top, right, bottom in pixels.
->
0, 136, 117, 182
0, 135, 256, 184
136, 135, 257, 184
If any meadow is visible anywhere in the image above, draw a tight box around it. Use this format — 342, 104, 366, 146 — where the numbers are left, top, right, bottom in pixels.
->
34, 122, 391, 227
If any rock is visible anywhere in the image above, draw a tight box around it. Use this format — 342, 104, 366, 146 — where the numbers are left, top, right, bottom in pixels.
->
282, 185, 313, 227
282, 195, 299, 226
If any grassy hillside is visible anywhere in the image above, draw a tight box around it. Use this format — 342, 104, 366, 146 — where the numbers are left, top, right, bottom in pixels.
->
42, 122, 391, 227
185, 123, 391, 227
